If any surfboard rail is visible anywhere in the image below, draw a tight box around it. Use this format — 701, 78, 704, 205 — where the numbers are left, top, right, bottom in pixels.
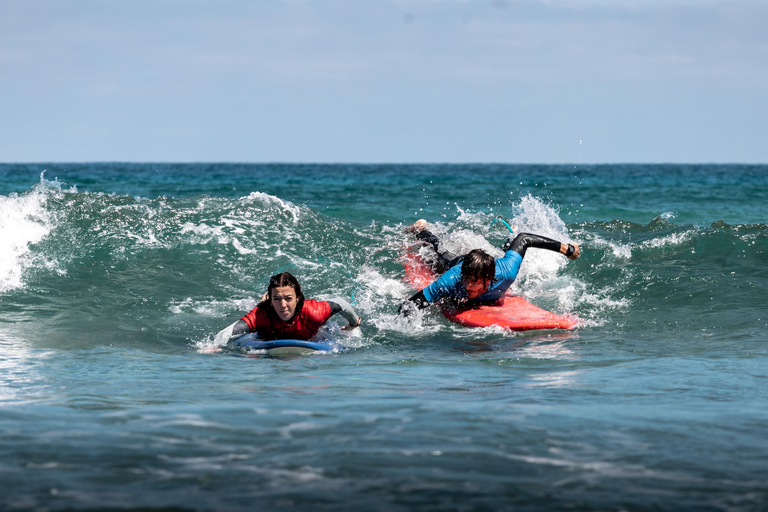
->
234, 333, 334, 355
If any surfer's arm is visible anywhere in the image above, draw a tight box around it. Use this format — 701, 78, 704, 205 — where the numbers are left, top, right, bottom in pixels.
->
327, 298, 361, 329
399, 266, 463, 315
502, 233, 580, 260
213, 319, 250, 345
217, 303, 271, 343
491, 250, 524, 287
422, 265, 463, 302
399, 289, 431, 315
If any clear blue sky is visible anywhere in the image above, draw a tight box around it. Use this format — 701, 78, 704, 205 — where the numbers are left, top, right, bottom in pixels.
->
1, 0, 766, 163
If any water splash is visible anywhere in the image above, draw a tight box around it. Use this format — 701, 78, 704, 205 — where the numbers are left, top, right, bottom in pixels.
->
0, 173, 70, 293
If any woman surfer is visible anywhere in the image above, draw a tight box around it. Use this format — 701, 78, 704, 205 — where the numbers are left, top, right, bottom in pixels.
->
215, 272, 360, 344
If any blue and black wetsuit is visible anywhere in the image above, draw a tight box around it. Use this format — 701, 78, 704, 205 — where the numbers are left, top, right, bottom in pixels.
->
404, 230, 565, 311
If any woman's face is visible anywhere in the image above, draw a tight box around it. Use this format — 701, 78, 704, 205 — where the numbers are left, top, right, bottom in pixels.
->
271, 285, 298, 321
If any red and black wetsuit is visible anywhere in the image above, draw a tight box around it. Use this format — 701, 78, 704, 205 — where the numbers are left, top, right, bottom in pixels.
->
240, 300, 334, 341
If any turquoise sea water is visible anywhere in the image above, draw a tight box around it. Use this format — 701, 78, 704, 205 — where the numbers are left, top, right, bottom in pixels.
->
1, 163, 767, 511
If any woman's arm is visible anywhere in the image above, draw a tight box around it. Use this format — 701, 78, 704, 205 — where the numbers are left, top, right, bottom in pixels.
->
213, 319, 250, 345
327, 297, 361, 329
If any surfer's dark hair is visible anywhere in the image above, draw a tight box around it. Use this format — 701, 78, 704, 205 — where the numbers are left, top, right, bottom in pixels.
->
460, 249, 496, 284
262, 272, 305, 321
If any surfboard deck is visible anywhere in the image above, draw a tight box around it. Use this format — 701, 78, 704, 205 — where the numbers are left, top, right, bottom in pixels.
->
402, 249, 579, 331
234, 333, 334, 355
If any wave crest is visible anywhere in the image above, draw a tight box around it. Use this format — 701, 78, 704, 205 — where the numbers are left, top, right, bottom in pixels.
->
0, 174, 71, 292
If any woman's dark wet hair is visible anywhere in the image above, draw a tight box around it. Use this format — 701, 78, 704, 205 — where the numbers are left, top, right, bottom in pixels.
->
460, 249, 496, 284
262, 272, 305, 320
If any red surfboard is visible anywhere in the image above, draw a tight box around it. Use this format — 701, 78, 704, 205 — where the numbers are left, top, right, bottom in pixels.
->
403, 250, 579, 331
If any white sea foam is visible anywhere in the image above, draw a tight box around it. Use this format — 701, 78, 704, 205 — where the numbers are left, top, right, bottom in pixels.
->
231, 238, 260, 255
512, 194, 571, 240
100, 190, 306, 257
0, 174, 67, 293
588, 228, 694, 262
439, 231, 502, 259
640, 230, 693, 251
169, 296, 258, 317
354, 264, 442, 335
589, 234, 633, 259
180, 221, 226, 240
240, 191, 303, 222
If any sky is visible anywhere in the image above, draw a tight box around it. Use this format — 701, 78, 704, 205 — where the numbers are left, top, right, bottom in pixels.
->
1, 0, 767, 163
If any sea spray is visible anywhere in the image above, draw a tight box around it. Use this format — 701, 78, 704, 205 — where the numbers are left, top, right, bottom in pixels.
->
0, 174, 69, 292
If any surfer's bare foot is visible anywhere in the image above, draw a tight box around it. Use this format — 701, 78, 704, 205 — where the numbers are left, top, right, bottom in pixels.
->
405, 219, 428, 234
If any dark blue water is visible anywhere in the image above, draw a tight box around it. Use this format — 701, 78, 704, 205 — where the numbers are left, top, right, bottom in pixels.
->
1, 163, 767, 511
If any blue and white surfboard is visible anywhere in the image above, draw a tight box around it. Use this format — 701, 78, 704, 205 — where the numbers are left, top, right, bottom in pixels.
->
234, 333, 334, 356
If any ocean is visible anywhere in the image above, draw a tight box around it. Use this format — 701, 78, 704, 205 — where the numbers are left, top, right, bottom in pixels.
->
1, 163, 766, 511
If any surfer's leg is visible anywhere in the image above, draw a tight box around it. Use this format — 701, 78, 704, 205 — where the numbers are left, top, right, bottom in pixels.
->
415, 228, 463, 273
415, 228, 441, 253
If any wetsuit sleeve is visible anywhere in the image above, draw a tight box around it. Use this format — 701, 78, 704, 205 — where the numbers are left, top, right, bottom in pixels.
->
502, 232, 562, 258
399, 262, 465, 315
421, 264, 464, 303
493, 250, 523, 283
415, 229, 441, 252
232, 319, 250, 336
326, 298, 360, 326
398, 290, 430, 316
213, 319, 250, 345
